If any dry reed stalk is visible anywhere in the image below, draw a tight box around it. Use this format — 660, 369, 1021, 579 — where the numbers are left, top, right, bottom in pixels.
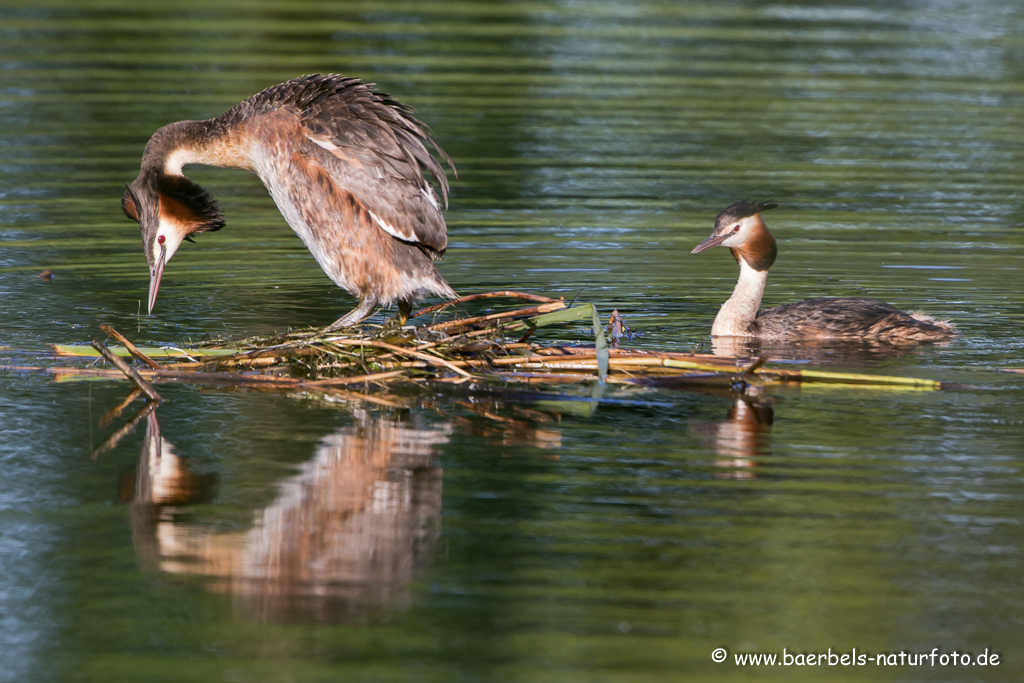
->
100, 324, 162, 369
763, 367, 943, 389
540, 345, 743, 365
18, 365, 307, 388
489, 353, 739, 374
627, 357, 745, 373
320, 338, 473, 378
427, 301, 566, 333
510, 360, 604, 371
91, 340, 163, 403
162, 361, 204, 370
198, 356, 280, 369
206, 344, 324, 367
299, 370, 407, 387
391, 360, 482, 371
411, 290, 561, 319
371, 332, 529, 364
492, 372, 631, 385
489, 354, 596, 367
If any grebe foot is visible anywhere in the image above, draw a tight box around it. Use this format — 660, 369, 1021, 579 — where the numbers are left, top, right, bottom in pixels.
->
325, 294, 379, 331
377, 300, 413, 332
395, 300, 412, 325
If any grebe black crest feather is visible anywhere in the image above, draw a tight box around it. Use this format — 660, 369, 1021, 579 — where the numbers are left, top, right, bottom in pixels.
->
714, 199, 778, 231
157, 175, 225, 233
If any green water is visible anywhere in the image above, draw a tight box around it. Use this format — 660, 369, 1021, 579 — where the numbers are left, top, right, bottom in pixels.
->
2, 1, 1023, 681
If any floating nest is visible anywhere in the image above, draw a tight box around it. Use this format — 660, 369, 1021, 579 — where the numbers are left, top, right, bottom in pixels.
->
36, 291, 948, 400
9, 289, 962, 459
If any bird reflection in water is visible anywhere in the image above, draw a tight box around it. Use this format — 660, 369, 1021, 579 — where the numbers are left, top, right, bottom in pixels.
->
124, 409, 448, 623
119, 412, 218, 509
689, 396, 774, 479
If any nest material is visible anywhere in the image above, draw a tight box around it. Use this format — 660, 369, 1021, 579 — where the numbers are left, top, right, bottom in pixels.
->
40, 291, 948, 396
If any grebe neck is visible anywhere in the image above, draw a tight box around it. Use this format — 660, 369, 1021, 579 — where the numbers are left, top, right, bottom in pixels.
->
141, 119, 250, 177
710, 256, 768, 337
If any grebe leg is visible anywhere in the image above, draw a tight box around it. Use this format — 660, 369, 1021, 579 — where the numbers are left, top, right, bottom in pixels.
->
325, 293, 378, 331
396, 300, 412, 325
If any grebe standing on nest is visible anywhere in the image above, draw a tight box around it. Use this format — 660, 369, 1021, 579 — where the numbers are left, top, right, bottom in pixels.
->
691, 200, 956, 342
122, 74, 456, 329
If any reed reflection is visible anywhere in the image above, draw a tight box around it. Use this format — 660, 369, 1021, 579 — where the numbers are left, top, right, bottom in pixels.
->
690, 396, 774, 479
453, 400, 563, 451
125, 408, 448, 623
711, 336, 951, 363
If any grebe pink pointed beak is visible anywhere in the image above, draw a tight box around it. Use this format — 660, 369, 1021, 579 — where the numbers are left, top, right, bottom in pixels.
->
148, 253, 165, 314
691, 231, 731, 254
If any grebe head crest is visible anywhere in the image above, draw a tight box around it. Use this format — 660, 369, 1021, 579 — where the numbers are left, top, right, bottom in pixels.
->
691, 199, 778, 270
713, 199, 778, 232
122, 171, 224, 313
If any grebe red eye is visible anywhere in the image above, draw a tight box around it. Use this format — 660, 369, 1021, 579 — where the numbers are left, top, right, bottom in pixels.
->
733, 225, 740, 232
157, 235, 166, 245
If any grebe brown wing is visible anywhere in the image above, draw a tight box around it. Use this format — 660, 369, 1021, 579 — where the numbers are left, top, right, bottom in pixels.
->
756, 297, 954, 340
290, 75, 453, 254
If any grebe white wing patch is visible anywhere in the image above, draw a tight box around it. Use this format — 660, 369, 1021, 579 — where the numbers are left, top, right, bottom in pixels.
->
368, 209, 417, 243
302, 122, 449, 253
307, 135, 337, 152
305, 133, 368, 171
420, 186, 439, 210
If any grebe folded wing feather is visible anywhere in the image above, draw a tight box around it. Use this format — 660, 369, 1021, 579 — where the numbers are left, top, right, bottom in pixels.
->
293, 77, 452, 254
302, 132, 448, 254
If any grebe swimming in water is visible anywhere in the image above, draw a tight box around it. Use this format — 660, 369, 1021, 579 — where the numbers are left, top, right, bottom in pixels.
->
691, 200, 956, 342
122, 74, 456, 329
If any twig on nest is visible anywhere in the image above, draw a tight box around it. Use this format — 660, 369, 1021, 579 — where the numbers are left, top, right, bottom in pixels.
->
100, 324, 162, 369
411, 290, 561, 319
91, 340, 164, 403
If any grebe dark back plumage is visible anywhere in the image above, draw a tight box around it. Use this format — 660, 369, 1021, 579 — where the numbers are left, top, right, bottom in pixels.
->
691, 200, 957, 342
122, 74, 456, 329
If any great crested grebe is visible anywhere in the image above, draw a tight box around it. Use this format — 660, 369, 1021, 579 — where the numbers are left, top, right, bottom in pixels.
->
122, 74, 455, 329
691, 200, 957, 342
